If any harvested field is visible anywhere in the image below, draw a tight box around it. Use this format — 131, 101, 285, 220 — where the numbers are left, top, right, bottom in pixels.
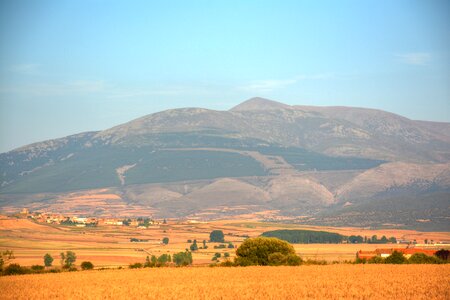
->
1, 265, 449, 299
1, 216, 449, 267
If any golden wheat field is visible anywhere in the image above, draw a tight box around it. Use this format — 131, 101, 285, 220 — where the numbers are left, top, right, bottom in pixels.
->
1, 265, 449, 300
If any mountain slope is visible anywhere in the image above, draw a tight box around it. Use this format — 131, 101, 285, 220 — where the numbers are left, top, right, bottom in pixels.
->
1, 97, 449, 229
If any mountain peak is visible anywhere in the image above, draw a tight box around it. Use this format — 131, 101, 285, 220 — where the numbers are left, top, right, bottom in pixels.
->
230, 97, 291, 111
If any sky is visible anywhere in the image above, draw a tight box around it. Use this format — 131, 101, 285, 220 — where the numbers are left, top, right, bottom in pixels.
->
0, 0, 449, 153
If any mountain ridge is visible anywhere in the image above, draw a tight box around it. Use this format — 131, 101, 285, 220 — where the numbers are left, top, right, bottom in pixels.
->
1, 97, 449, 229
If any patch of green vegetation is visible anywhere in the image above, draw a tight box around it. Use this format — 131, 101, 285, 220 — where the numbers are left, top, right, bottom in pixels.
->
125, 150, 267, 184
258, 146, 384, 171
261, 229, 345, 244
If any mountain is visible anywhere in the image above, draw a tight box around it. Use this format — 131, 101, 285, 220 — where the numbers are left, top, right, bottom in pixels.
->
1, 98, 449, 230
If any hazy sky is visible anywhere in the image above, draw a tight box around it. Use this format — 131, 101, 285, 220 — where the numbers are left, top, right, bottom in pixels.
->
0, 0, 449, 152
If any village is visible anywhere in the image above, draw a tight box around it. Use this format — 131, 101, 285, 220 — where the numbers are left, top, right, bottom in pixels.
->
17, 208, 163, 228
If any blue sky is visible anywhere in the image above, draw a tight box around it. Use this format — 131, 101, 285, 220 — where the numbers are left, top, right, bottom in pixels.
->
0, 0, 449, 152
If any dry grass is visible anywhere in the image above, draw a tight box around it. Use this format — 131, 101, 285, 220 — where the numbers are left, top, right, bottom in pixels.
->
1, 265, 449, 299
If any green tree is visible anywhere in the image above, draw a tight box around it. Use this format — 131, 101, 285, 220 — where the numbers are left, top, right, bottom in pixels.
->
385, 251, 407, 264
151, 255, 157, 264
44, 253, 54, 267
61, 251, 77, 268
203, 240, 207, 248
80, 261, 94, 270
380, 236, 388, 243
190, 240, 198, 251
348, 235, 364, 243
235, 237, 301, 266
408, 253, 440, 264
210, 230, 225, 243
162, 237, 169, 245
157, 254, 170, 265
228, 242, 234, 248
173, 251, 193, 266
435, 249, 449, 261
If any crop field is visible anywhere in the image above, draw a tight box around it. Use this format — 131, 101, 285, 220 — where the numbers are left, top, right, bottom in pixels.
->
1, 265, 449, 299
1, 216, 449, 267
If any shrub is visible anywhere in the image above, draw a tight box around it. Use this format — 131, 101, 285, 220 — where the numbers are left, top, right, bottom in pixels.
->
268, 252, 287, 266
173, 251, 193, 266
408, 253, 442, 264
385, 251, 407, 264
224, 252, 230, 258
367, 256, 385, 264
129, 263, 143, 269
3, 264, 28, 275
81, 261, 94, 270
219, 260, 235, 267
162, 237, 169, 245
235, 237, 301, 266
31, 265, 45, 271
210, 230, 225, 243
228, 242, 234, 249
286, 254, 303, 266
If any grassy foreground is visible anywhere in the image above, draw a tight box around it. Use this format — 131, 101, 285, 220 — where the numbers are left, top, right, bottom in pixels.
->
1, 265, 449, 299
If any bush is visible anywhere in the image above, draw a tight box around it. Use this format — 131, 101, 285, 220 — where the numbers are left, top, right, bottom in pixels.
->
81, 261, 94, 270
3, 264, 28, 275
219, 260, 235, 267
173, 251, 193, 266
224, 252, 230, 258
286, 254, 303, 266
228, 242, 234, 249
408, 253, 442, 264
162, 237, 169, 245
235, 237, 301, 266
210, 230, 225, 243
268, 252, 287, 266
129, 263, 143, 269
31, 265, 45, 271
385, 251, 407, 264
367, 256, 385, 264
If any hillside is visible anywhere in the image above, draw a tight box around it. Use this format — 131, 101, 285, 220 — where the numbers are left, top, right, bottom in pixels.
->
1, 98, 449, 229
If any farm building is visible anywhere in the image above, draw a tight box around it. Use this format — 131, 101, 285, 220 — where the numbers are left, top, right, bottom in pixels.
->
357, 248, 437, 260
